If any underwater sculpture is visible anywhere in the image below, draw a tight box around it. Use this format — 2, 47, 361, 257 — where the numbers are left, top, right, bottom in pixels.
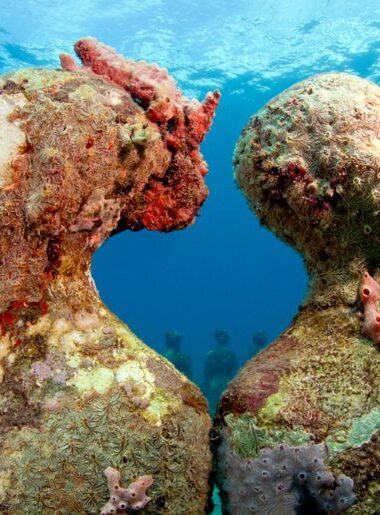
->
0, 38, 219, 513
214, 73, 380, 514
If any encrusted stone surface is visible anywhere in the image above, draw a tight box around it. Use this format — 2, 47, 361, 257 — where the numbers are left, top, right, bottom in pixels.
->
214, 74, 380, 514
0, 39, 218, 514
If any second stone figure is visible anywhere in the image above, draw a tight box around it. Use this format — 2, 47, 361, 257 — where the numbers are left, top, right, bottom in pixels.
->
214, 73, 380, 514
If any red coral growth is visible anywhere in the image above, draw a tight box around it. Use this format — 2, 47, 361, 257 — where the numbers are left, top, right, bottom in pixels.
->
0, 300, 48, 337
305, 195, 331, 222
141, 157, 207, 231
268, 162, 313, 200
142, 182, 194, 231
329, 166, 347, 191
361, 271, 380, 347
267, 163, 333, 223
280, 162, 311, 183
0, 309, 16, 336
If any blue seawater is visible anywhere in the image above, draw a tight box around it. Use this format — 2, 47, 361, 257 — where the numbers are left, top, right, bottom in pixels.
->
0, 1, 379, 512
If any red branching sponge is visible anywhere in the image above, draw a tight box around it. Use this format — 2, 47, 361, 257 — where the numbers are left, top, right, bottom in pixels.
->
60, 38, 220, 232
61, 38, 220, 148
361, 272, 380, 347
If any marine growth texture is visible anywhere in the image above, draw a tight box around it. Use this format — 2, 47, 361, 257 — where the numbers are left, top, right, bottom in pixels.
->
215, 74, 380, 514
0, 38, 219, 513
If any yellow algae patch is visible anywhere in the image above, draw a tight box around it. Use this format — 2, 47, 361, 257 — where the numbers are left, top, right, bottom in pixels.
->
26, 314, 51, 337
51, 317, 72, 338
68, 84, 98, 103
257, 390, 290, 423
68, 367, 114, 395
60, 330, 86, 349
144, 390, 182, 427
116, 328, 163, 363
0, 337, 11, 383
67, 354, 81, 369
256, 371, 297, 425
115, 361, 155, 398
0, 469, 11, 504
114, 362, 181, 425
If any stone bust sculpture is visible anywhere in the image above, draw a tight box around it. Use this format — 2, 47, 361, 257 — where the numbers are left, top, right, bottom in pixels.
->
215, 73, 380, 514
0, 38, 219, 513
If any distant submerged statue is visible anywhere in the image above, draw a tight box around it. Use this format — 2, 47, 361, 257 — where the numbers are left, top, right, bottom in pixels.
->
163, 330, 192, 378
0, 38, 219, 513
246, 329, 267, 358
214, 73, 380, 514
203, 330, 239, 413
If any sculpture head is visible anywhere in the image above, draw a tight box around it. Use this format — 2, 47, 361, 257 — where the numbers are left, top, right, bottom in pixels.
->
165, 330, 182, 350
252, 330, 267, 348
235, 73, 380, 304
0, 38, 219, 311
214, 329, 230, 347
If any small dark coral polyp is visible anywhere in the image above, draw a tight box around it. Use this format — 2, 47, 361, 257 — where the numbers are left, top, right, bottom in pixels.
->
166, 118, 177, 133
281, 162, 309, 182
131, 95, 150, 110
85, 137, 94, 148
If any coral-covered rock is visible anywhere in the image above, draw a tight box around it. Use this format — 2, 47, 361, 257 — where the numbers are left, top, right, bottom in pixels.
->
214, 74, 380, 514
0, 39, 218, 514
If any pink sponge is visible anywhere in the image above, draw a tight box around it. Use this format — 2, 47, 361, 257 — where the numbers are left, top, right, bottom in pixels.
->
361, 272, 380, 347
101, 467, 153, 514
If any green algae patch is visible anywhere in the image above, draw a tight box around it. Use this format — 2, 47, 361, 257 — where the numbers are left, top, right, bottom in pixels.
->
225, 413, 313, 460
327, 407, 380, 456
9, 69, 71, 95
256, 378, 292, 423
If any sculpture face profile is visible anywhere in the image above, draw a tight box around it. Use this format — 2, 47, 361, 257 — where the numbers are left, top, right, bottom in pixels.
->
215, 74, 380, 514
0, 38, 219, 513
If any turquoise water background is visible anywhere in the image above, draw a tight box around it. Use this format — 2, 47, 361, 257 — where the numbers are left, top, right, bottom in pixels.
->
0, 2, 379, 511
